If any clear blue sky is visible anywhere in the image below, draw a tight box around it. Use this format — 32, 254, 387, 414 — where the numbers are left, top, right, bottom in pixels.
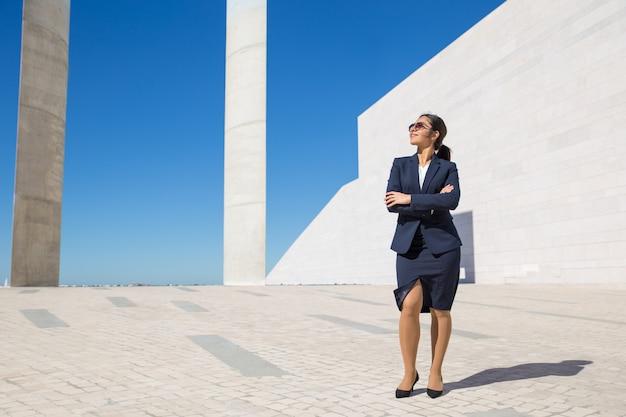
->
0, 0, 505, 286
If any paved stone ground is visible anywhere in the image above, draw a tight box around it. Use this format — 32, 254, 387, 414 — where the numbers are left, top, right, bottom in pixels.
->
0, 284, 625, 417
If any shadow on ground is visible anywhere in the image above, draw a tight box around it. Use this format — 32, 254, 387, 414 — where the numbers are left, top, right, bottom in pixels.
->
412, 359, 592, 396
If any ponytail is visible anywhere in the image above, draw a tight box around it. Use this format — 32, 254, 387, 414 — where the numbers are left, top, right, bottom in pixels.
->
420, 113, 451, 160
437, 144, 451, 161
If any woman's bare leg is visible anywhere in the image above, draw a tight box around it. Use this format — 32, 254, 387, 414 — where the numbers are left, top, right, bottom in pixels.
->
428, 308, 452, 391
397, 281, 423, 390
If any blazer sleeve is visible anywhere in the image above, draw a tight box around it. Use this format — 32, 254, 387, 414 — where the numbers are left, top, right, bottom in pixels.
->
386, 159, 460, 216
386, 158, 431, 217
385, 158, 403, 195
409, 162, 460, 211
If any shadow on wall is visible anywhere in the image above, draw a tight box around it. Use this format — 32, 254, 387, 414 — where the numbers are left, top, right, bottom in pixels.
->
454, 211, 474, 284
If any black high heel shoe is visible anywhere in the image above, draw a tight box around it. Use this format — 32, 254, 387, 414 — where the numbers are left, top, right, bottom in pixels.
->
395, 371, 419, 398
426, 377, 443, 398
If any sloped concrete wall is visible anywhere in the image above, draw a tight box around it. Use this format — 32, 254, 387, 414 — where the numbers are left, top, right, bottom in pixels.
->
267, 0, 626, 285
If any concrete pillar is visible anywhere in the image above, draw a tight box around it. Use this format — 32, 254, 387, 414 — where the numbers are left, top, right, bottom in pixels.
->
223, 0, 267, 285
11, 0, 70, 286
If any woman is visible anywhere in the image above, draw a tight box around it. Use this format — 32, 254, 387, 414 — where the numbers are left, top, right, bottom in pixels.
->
384, 113, 461, 399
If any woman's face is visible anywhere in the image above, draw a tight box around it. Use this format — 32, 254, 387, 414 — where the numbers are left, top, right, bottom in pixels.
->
409, 116, 437, 148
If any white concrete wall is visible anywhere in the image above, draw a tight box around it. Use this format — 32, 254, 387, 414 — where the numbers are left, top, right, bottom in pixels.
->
267, 0, 626, 285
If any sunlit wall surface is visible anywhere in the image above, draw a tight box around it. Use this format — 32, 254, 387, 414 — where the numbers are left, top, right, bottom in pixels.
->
268, 0, 626, 285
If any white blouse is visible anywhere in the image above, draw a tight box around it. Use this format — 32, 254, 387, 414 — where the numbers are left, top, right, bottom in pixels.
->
418, 161, 430, 190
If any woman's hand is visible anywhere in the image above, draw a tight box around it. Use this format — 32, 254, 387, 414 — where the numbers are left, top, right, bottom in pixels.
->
440, 184, 454, 194
385, 191, 411, 207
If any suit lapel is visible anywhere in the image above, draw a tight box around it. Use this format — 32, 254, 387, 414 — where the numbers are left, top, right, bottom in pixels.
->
421, 155, 441, 193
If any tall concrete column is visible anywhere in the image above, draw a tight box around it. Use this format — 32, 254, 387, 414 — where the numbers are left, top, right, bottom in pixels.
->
11, 0, 70, 286
223, 0, 267, 285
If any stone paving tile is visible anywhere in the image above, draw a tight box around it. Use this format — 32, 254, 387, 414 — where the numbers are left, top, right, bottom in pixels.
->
0, 284, 625, 416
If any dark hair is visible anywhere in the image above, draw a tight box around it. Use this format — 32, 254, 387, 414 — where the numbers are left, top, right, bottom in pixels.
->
420, 113, 451, 161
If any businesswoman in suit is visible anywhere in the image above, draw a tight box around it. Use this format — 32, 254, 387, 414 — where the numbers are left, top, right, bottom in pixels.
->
384, 113, 461, 399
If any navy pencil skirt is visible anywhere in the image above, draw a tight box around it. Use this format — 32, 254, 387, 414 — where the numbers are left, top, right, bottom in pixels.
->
394, 230, 460, 312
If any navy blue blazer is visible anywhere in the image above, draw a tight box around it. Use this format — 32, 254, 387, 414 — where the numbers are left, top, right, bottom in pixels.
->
386, 154, 462, 255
